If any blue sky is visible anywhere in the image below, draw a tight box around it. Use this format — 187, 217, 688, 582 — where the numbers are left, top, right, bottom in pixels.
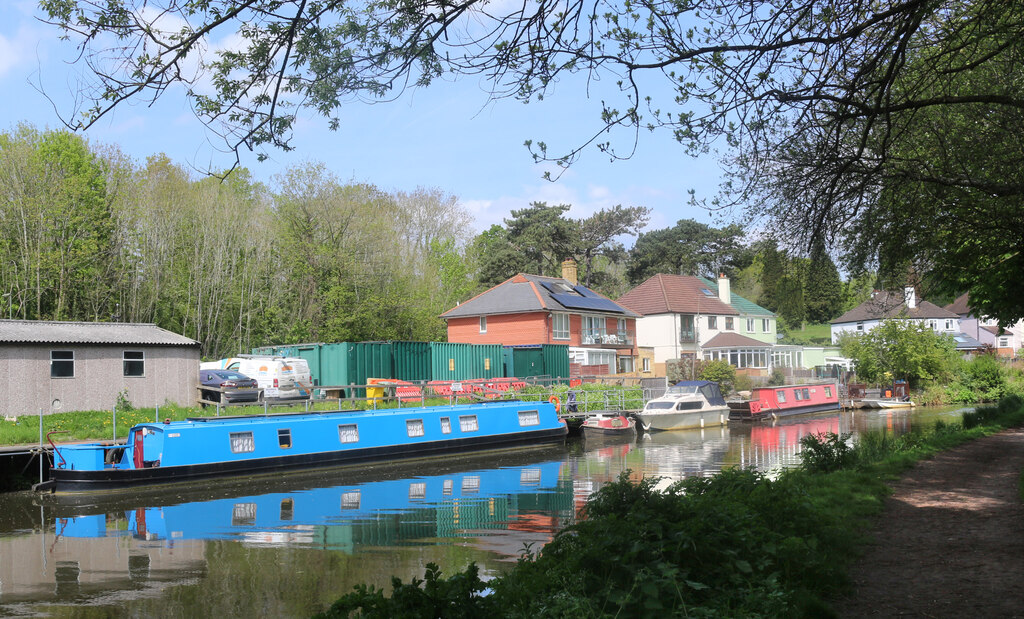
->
0, 0, 729, 235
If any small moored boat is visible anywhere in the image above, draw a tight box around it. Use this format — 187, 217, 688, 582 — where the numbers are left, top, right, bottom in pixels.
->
40, 400, 567, 493
856, 397, 915, 409
635, 381, 729, 432
581, 413, 636, 437
728, 382, 840, 421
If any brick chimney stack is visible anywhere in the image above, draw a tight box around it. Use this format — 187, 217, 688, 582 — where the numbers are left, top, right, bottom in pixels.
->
561, 259, 578, 285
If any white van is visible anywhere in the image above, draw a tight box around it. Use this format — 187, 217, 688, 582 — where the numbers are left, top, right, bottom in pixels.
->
200, 356, 312, 401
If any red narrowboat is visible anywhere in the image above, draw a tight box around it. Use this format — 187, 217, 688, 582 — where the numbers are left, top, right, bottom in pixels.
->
728, 382, 840, 421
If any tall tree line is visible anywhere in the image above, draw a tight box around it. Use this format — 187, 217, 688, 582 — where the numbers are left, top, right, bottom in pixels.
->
0, 127, 474, 358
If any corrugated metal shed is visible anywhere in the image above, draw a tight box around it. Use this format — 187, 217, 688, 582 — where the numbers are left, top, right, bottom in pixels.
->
0, 319, 198, 346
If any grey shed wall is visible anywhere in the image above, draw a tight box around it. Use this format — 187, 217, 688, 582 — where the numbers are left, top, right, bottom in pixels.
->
0, 344, 200, 416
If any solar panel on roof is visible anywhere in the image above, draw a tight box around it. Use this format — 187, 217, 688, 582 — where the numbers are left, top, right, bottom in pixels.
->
551, 293, 625, 313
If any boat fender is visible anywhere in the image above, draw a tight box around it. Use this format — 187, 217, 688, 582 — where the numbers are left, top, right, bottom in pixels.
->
548, 395, 561, 413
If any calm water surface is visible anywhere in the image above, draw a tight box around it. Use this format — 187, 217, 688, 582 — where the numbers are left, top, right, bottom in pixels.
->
0, 405, 970, 617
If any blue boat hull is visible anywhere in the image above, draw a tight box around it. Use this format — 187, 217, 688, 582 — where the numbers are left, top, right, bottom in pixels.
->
45, 401, 567, 492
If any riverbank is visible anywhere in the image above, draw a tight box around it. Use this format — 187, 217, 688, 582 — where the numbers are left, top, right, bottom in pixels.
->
315, 398, 1024, 618
839, 426, 1024, 617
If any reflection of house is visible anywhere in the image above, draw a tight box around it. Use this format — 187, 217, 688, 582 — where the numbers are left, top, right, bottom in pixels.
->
442, 261, 639, 375
618, 274, 778, 375
0, 320, 200, 416
945, 293, 1022, 357
830, 287, 960, 344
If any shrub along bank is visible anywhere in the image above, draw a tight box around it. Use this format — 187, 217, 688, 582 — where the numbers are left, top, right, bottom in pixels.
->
316, 396, 1024, 619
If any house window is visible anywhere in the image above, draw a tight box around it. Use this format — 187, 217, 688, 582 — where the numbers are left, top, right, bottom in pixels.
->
725, 317, 734, 331
945, 320, 954, 330
229, 431, 255, 453
707, 316, 718, 330
617, 318, 627, 340
459, 415, 479, 432
278, 428, 292, 449
856, 322, 864, 332
552, 313, 570, 340
123, 351, 145, 377
762, 318, 771, 332
998, 336, 1010, 347
338, 424, 359, 443
406, 419, 425, 437
747, 318, 755, 332
617, 356, 634, 373
680, 315, 696, 343
440, 417, 452, 434
776, 390, 787, 403
582, 315, 606, 344
50, 350, 75, 378
642, 358, 651, 372
518, 410, 540, 426
479, 316, 487, 333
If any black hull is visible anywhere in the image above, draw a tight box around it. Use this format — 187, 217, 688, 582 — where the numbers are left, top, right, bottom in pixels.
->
48, 426, 567, 492
730, 402, 840, 421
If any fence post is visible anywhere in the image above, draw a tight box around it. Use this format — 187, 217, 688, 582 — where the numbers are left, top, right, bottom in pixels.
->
113, 404, 117, 442
38, 408, 43, 484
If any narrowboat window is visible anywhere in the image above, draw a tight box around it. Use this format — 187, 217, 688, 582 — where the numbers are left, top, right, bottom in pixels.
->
440, 417, 452, 434
278, 428, 292, 449
229, 431, 255, 453
824, 386, 833, 398
459, 415, 479, 432
443, 479, 454, 495
232, 503, 256, 526
409, 482, 426, 500
341, 491, 361, 510
338, 424, 359, 443
280, 498, 294, 521
801, 388, 810, 399
462, 476, 480, 493
521, 468, 542, 485
123, 351, 145, 377
794, 389, 803, 401
407, 419, 425, 437
518, 410, 540, 426
776, 390, 787, 403
50, 350, 75, 378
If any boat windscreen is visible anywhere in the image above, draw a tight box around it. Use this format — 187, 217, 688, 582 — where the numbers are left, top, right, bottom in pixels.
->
644, 401, 676, 410
666, 385, 699, 395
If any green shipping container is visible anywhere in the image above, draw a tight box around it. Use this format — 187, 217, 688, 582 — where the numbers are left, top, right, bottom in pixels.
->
503, 344, 570, 380
429, 342, 504, 381
391, 341, 433, 382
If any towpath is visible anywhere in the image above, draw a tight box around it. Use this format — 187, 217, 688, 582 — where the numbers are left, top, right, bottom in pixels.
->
839, 427, 1024, 617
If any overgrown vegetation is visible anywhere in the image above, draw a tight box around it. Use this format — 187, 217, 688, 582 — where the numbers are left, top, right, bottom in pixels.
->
316, 398, 1024, 618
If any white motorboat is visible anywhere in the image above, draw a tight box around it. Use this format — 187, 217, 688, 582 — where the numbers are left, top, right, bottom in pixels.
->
636, 381, 730, 431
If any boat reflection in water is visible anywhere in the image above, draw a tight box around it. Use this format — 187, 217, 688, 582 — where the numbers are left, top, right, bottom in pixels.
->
52, 455, 571, 552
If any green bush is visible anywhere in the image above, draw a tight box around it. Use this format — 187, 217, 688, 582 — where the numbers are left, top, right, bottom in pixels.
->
698, 359, 736, 394
799, 432, 855, 473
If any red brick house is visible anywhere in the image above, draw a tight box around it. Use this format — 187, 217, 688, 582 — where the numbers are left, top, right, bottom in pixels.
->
441, 261, 640, 375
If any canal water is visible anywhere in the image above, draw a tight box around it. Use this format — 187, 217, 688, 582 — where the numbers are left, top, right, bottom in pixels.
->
0, 405, 970, 617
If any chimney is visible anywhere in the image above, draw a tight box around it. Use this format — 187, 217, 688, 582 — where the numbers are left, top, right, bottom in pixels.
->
561, 259, 578, 286
904, 286, 916, 309
717, 273, 731, 305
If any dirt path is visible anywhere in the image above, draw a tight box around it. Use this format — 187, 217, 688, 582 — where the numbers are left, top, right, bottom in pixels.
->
839, 427, 1024, 618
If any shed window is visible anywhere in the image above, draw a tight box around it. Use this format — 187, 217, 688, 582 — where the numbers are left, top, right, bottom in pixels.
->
229, 431, 255, 453
50, 350, 74, 378
459, 415, 479, 432
123, 351, 145, 377
479, 316, 487, 333
440, 416, 452, 434
278, 428, 292, 449
407, 419, 425, 437
338, 424, 359, 443
518, 410, 540, 426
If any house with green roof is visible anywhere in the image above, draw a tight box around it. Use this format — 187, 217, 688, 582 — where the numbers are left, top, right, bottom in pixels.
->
618, 274, 782, 376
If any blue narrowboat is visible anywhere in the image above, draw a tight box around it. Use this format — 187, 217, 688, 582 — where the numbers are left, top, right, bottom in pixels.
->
44, 400, 567, 492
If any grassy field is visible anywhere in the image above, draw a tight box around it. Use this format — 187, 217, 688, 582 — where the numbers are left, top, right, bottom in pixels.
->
782, 322, 833, 345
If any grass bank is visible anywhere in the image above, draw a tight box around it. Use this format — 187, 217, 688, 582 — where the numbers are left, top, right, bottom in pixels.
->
315, 395, 1024, 618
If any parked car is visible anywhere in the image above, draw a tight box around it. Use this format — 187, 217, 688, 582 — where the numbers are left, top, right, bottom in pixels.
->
199, 356, 312, 401
199, 370, 261, 405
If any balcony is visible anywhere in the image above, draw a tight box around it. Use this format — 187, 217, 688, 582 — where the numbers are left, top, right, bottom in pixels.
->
581, 329, 635, 347
679, 330, 696, 344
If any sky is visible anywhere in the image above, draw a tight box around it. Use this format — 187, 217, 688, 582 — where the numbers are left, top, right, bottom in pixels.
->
0, 0, 731, 236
